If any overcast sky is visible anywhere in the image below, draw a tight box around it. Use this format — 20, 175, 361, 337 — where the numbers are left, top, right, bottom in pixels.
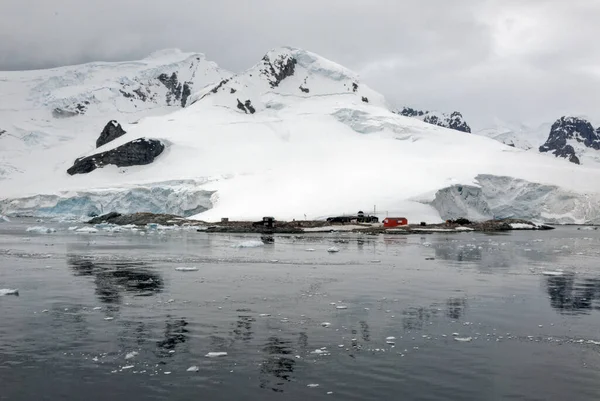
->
2, 0, 599, 129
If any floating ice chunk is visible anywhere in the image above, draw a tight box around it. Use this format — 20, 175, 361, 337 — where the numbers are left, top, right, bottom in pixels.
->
311, 349, 329, 355
175, 267, 199, 272
104, 317, 114, 321
336, 305, 348, 310
76, 227, 98, 234
0, 289, 19, 296
259, 313, 271, 317
454, 337, 473, 342
587, 340, 600, 345
305, 248, 316, 252
386, 336, 396, 341
187, 366, 200, 372
164, 371, 171, 375
542, 271, 564, 276
26, 226, 56, 234
0, 215, 11, 222
125, 351, 138, 360
232, 240, 263, 248
205, 352, 227, 358
327, 247, 340, 253
307, 384, 320, 388
68, 226, 79, 231
122, 365, 134, 370
327, 391, 333, 394
321, 322, 332, 328
93, 307, 102, 310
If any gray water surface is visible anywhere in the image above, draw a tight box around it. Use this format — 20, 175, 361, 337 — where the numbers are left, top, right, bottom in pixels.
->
1, 219, 600, 400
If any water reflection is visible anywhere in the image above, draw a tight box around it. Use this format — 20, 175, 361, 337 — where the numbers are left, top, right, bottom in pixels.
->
259, 337, 296, 393
68, 255, 163, 305
402, 306, 439, 330
156, 317, 189, 356
545, 274, 600, 315
446, 297, 467, 320
434, 244, 482, 263
232, 315, 255, 343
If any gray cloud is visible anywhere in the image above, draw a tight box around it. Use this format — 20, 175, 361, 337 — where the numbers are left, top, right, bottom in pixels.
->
2, 0, 599, 129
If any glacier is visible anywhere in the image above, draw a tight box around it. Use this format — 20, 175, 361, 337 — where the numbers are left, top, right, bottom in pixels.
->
2, 47, 600, 224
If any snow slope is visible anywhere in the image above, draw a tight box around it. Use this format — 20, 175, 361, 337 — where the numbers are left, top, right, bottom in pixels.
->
3, 47, 600, 223
0, 49, 231, 180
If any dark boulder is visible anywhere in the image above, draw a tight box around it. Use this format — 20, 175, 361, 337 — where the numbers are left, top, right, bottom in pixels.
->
539, 117, 600, 164
67, 138, 164, 175
96, 120, 127, 148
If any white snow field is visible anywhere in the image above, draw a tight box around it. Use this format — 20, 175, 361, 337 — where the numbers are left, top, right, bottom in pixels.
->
2, 47, 600, 223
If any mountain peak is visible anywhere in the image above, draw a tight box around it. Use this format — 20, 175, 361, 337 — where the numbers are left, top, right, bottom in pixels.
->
396, 107, 472, 133
190, 47, 384, 113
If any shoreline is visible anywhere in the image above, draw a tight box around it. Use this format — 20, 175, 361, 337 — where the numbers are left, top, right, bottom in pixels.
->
86, 212, 555, 234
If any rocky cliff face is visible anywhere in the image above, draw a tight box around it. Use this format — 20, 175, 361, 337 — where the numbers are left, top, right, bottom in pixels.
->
396, 107, 471, 133
539, 117, 600, 164
96, 120, 126, 148
67, 138, 164, 175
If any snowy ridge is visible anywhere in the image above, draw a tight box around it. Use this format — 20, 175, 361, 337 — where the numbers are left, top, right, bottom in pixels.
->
396, 107, 471, 133
3, 47, 600, 224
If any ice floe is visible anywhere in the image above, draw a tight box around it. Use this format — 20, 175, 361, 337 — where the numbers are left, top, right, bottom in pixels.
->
26, 226, 56, 234
205, 352, 227, 358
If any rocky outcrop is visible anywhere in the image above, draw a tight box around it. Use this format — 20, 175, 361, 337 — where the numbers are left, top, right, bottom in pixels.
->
539, 117, 600, 164
236, 99, 256, 114
87, 212, 192, 226
260, 53, 297, 88
67, 138, 164, 175
157, 72, 193, 107
397, 107, 472, 133
96, 120, 126, 148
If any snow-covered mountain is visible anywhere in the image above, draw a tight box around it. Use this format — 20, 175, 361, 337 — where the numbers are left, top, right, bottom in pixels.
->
395, 107, 472, 133
3, 47, 600, 224
477, 117, 600, 166
539, 117, 600, 165
0, 49, 231, 179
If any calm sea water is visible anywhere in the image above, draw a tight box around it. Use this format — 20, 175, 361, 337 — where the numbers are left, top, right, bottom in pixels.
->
2, 218, 600, 400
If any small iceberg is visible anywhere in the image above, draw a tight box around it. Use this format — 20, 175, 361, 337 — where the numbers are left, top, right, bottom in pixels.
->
542, 271, 564, 276
175, 267, 199, 272
307, 384, 320, 388
187, 366, 200, 372
336, 305, 348, 310
321, 322, 332, 328
233, 240, 263, 248
0, 215, 10, 223
454, 337, 473, 342
26, 226, 56, 234
0, 289, 19, 296
205, 352, 228, 358
76, 227, 98, 234
125, 351, 138, 360
327, 247, 340, 253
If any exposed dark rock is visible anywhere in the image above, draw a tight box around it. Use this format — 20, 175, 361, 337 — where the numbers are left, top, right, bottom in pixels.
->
211, 78, 230, 94
96, 120, 126, 148
236, 99, 256, 114
87, 212, 193, 226
133, 88, 149, 101
67, 138, 164, 175
245, 100, 256, 114
0, 129, 6, 137
260, 54, 297, 88
237, 99, 246, 113
230, 88, 237, 94
539, 117, 600, 164
361, 97, 369, 103
181, 83, 192, 107
352, 82, 358, 93
157, 72, 189, 106
396, 107, 471, 133
299, 86, 309, 93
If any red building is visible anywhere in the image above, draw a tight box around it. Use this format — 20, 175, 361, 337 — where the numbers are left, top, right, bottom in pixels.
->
383, 217, 408, 227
